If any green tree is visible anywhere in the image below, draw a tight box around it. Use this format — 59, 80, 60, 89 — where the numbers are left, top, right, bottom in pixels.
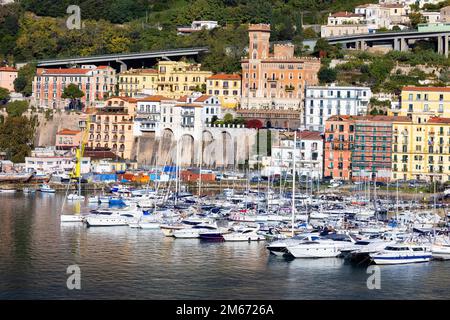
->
318, 67, 337, 84
303, 27, 317, 39
313, 38, 332, 57
62, 84, 85, 110
223, 113, 234, 124
14, 63, 36, 97
409, 12, 426, 28
0, 115, 36, 163
6, 100, 28, 117
0, 87, 10, 104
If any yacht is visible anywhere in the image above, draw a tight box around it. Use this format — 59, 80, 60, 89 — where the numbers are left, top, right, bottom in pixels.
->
222, 225, 265, 242
67, 193, 85, 201
88, 196, 99, 203
370, 243, 432, 265
267, 233, 319, 256
61, 215, 85, 223
85, 207, 141, 227
22, 187, 36, 194
431, 237, 450, 260
173, 222, 218, 239
344, 238, 396, 263
285, 235, 350, 258
39, 184, 56, 193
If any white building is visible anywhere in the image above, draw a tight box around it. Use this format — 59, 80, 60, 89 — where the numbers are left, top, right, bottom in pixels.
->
158, 94, 222, 133
263, 131, 324, 179
134, 95, 170, 134
25, 147, 90, 175
304, 85, 372, 132
177, 21, 219, 35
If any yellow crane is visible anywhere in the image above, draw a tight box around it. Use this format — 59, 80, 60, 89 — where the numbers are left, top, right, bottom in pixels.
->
71, 115, 91, 180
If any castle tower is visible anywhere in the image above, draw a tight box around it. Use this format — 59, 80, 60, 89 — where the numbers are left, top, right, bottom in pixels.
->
248, 24, 271, 61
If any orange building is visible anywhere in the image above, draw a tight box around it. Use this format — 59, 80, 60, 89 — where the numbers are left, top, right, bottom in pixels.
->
0, 66, 17, 92
55, 128, 82, 148
324, 116, 355, 180
238, 24, 321, 128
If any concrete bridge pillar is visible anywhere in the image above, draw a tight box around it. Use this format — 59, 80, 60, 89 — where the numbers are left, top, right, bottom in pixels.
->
445, 35, 449, 58
400, 37, 408, 52
116, 59, 127, 72
393, 38, 400, 51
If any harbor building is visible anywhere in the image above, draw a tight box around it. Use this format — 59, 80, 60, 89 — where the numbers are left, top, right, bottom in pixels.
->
264, 131, 324, 179
118, 68, 158, 97
352, 116, 408, 182
324, 115, 403, 181
389, 86, 450, 121
32, 65, 116, 109
25, 147, 90, 175
86, 96, 136, 160
392, 117, 450, 182
55, 128, 83, 149
324, 115, 355, 180
0, 66, 18, 92
304, 85, 371, 132
239, 23, 321, 129
156, 61, 212, 99
134, 95, 171, 133
206, 74, 241, 108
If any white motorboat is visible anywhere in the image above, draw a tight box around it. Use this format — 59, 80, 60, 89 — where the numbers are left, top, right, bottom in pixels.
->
267, 233, 319, 256
285, 236, 347, 258
431, 237, 450, 260
222, 225, 265, 242
61, 215, 85, 223
139, 222, 161, 229
23, 187, 36, 194
160, 224, 190, 237
344, 238, 396, 263
67, 193, 85, 201
88, 196, 99, 203
370, 243, 432, 265
173, 222, 218, 239
85, 207, 141, 227
0, 188, 16, 193
39, 184, 56, 193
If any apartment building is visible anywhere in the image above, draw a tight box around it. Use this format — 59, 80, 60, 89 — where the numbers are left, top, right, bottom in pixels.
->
206, 74, 241, 108
118, 68, 158, 97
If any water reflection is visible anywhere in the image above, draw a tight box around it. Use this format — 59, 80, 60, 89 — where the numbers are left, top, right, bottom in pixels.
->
1, 193, 450, 299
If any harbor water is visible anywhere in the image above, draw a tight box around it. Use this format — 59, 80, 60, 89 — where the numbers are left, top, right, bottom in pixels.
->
1, 193, 450, 300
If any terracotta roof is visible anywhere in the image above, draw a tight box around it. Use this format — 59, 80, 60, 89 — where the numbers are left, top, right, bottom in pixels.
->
428, 117, 450, 124
136, 95, 170, 102
175, 103, 203, 108
57, 128, 81, 135
194, 95, 211, 102
39, 68, 91, 75
296, 131, 322, 140
106, 96, 137, 103
207, 74, 241, 80
380, 4, 405, 8
83, 148, 123, 161
0, 66, 17, 72
177, 95, 188, 102
327, 115, 409, 122
96, 66, 111, 70
402, 86, 450, 92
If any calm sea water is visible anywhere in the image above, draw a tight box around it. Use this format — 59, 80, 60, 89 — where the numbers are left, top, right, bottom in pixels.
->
1, 192, 449, 300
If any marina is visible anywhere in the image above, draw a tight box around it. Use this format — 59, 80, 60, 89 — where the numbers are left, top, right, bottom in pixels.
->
1, 182, 450, 299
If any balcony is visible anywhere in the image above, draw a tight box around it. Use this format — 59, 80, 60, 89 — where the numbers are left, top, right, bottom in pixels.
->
119, 130, 124, 134
267, 78, 278, 82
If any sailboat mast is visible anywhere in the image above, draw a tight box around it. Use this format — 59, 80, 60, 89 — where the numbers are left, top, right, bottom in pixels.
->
291, 131, 297, 237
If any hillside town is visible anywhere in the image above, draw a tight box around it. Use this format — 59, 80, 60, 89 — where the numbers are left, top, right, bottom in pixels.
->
2, 0, 450, 188
3, 0, 450, 303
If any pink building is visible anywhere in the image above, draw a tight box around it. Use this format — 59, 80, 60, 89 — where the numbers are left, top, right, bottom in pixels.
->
55, 128, 82, 149
32, 65, 116, 109
0, 66, 18, 92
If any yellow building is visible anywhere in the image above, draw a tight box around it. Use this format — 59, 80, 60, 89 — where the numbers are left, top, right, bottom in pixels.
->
87, 97, 137, 160
118, 68, 158, 97
156, 61, 212, 99
390, 86, 450, 123
392, 117, 450, 182
206, 74, 241, 108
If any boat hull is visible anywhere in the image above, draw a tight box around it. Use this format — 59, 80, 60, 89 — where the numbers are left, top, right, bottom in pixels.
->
371, 256, 432, 265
